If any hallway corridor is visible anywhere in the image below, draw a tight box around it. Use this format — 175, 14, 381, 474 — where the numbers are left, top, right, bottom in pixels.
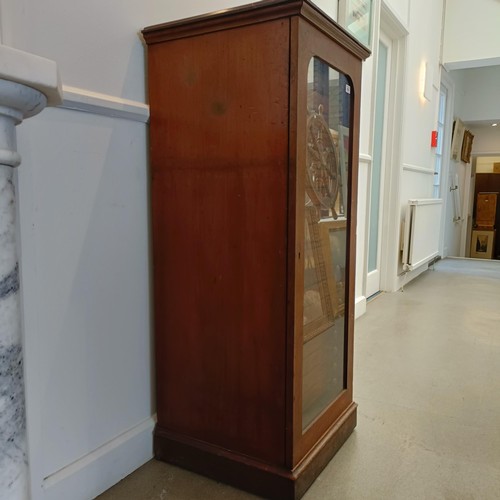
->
99, 258, 500, 499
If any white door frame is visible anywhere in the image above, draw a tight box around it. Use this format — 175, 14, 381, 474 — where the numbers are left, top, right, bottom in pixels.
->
366, 31, 392, 298
367, 2, 408, 294
438, 68, 456, 258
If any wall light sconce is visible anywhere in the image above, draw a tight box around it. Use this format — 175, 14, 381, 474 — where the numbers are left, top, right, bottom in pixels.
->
419, 61, 432, 103
423, 62, 432, 101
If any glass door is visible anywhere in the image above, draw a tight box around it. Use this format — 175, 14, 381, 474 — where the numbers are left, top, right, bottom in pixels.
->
302, 57, 352, 430
366, 35, 391, 298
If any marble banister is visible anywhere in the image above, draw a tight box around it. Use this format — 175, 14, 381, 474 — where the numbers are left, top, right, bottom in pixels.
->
0, 46, 61, 500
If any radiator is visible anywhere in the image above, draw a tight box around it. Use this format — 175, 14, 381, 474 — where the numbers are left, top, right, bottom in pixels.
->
402, 198, 443, 271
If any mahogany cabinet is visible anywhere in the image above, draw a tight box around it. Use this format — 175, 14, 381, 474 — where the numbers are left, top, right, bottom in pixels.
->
475, 192, 498, 229
143, 2, 369, 498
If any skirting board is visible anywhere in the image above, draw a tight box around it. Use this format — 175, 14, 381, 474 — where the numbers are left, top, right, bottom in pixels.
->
397, 261, 430, 291
40, 417, 154, 500
355, 295, 367, 319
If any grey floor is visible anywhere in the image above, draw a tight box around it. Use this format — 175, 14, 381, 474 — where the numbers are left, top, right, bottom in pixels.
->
98, 258, 500, 499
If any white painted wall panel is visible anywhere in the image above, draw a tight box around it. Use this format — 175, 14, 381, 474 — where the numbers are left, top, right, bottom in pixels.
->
450, 69, 466, 118
355, 0, 444, 295
16, 108, 152, 496
450, 67, 500, 124
401, 0, 443, 171
470, 129, 500, 157
400, 169, 434, 202
312, 0, 339, 20
383, 0, 409, 28
0, 0, 253, 103
443, 0, 500, 69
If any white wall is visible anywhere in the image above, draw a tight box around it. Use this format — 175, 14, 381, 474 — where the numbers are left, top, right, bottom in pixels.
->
443, 0, 500, 69
450, 68, 466, 117
449, 67, 500, 123
440, 70, 473, 258
395, 0, 445, 277
1, 0, 253, 499
471, 128, 500, 156
0, 0, 250, 103
393, 0, 444, 288
314, 0, 339, 20
383, 0, 409, 27
354, 0, 445, 299
17, 110, 153, 500
401, 0, 442, 171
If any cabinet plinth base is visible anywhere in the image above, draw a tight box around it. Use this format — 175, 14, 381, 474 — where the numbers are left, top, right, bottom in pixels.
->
154, 403, 357, 500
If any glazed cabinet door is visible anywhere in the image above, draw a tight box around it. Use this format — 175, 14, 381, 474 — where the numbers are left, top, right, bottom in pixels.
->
301, 56, 351, 430
292, 17, 362, 465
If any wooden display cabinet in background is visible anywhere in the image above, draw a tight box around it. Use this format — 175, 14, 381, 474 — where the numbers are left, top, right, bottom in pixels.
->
473, 175, 500, 258
476, 192, 498, 229
143, 1, 369, 498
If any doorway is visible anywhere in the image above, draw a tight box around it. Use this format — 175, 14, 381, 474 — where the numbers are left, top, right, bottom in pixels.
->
366, 32, 391, 298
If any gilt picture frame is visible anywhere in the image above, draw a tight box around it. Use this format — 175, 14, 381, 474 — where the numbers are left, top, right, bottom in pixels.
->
470, 229, 495, 259
303, 212, 347, 343
461, 129, 474, 164
451, 118, 465, 162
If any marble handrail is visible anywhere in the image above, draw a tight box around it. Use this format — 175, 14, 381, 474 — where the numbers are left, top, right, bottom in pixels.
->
0, 44, 62, 108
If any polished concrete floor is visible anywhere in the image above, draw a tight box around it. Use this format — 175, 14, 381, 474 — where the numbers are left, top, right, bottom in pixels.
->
98, 258, 500, 499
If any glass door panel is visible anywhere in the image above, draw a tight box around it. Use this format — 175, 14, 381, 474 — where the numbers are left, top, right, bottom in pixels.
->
302, 57, 352, 431
368, 40, 388, 275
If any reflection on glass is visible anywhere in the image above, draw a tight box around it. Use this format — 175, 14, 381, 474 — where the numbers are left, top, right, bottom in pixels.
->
338, 0, 373, 48
368, 40, 388, 274
302, 57, 352, 431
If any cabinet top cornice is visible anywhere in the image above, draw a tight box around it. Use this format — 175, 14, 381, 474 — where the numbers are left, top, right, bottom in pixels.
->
142, 0, 370, 61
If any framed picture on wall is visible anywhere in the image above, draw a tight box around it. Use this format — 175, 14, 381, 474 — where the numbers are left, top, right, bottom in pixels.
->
451, 118, 465, 161
470, 229, 495, 259
461, 130, 474, 163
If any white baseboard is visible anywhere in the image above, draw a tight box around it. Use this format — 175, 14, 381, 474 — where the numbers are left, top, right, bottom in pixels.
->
355, 295, 367, 319
42, 416, 155, 500
396, 262, 429, 291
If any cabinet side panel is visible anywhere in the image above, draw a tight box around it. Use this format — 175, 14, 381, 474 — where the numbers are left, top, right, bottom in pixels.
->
148, 19, 290, 465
